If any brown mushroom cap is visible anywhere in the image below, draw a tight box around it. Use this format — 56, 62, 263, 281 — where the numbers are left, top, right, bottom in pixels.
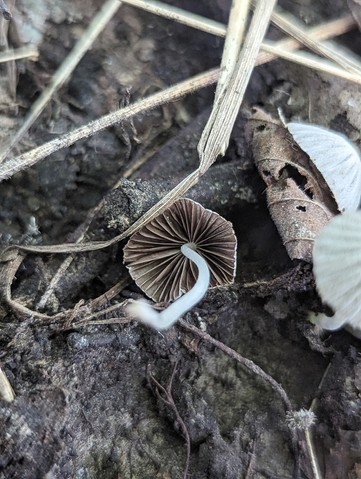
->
123, 198, 237, 303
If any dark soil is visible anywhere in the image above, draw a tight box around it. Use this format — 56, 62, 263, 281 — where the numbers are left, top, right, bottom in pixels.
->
1, 1, 361, 478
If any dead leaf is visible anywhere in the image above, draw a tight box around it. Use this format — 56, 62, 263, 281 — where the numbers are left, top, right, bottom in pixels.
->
247, 117, 338, 261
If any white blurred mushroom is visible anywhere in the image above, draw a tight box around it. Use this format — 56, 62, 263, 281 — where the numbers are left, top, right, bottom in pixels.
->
311, 210, 361, 335
288, 122, 361, 212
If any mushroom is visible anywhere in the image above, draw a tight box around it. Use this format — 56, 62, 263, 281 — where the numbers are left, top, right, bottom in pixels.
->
287, 122, 361, 212
123, 198, 237, 330
311, 210, 361, 336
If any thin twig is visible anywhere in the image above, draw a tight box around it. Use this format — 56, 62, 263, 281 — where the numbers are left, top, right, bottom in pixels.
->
270, 7, 361, 77
0, 253, 65, 320
36, 255, 75, 310
72, 317, 131, 327
261, 41, 361, 86
0, 253, 128, 323
0, 0, 122, 163
73, 299, 128, 325
0, 46, 38, 63
305, 428, 322, 479
148, 362, 191, 479
121, 0, 226, 36
0, 69, 218, 182
178, 320, 292, 411
256, 14, 356, 65
305, 363, 332, 479
179, 320, 303, 477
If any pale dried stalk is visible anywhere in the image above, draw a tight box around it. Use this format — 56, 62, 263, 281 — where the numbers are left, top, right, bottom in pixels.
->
198, 0, 277, 173
214, 0, 251, 104
305, 428, 322, 479
121, 0, 226, 36
0, 45, 38, 63
0, 0, 122, 164
199, 0, 251, 170
262, 41, 361, 85
256, 14, 355, 65
271, 8, 361, 78
36, 255, 75, 309
0, 69, 219, 182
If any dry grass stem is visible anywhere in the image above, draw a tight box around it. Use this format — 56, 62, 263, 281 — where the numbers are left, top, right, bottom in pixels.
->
198, 0, 277, 173
36, 255, 76, 310
73, 317, 131, 326
271, 8, 361, 78
305, 428, 322, 479
0, 45, 38, 63
0, 0, 122, 164
214, 0, 251, 104
121, 0, 226, 36
262, 42, 361, 85
0, 69, 218, 182
256, 14, 356, 65
0, 253, 65, 320
1, 251, 129, 322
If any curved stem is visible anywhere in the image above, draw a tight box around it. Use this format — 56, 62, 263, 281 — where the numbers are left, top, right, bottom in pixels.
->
127, 243, 210, 330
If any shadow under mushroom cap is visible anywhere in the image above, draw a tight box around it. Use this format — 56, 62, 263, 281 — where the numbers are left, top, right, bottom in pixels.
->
123, 198, 237, 303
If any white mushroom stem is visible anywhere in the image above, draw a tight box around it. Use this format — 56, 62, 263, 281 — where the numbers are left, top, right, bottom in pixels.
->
127, 243, 210, 331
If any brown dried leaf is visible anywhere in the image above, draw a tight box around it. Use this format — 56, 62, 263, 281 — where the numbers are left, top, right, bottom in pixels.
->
247, 118, 338, 261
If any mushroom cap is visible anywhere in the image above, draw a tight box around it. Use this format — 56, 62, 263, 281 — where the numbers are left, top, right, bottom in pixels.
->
312, 210, 361, 331
287, 122, 361, 212
123, 198, 237, 303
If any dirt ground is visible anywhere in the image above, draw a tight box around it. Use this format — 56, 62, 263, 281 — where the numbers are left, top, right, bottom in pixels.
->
1, 1, 361, 478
